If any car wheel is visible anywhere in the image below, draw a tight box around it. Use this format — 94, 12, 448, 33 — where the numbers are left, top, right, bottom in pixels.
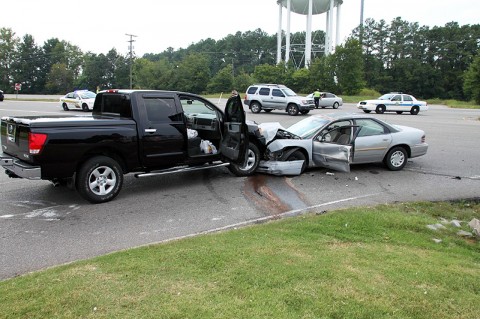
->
363, 110, 372, 113
375, 105, 386, 114
333, 102, 339, 109
410, 106, 420, 115
76, 156, 124, 203
250, 102, 262, 113
264, 109, 273, 113
228, 143, 260, 177
283, 150, 307, 174
384, 146, 407, 171
396, 111, 403, 114
287, 104, 299, 116
62, 103, 69, 111
82, 103, 89, 112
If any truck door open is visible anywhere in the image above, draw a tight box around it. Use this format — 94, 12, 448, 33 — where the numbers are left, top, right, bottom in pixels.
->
220, 94, 248, 164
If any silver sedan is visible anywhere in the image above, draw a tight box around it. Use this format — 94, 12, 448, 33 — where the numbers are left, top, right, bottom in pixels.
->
257, 113, 428, 175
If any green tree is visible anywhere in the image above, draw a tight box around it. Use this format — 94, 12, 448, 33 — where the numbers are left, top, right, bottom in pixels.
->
207, 64, 234, 93
173, 53, 210, 93
333, 39, 365, 95
45, 63, 73, 93
11, 34, 42, 93
463, 54, 480, 104
0, 28, 19, 92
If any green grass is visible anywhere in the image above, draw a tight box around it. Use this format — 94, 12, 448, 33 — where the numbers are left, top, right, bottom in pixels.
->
1, 201, 479, 318
426, 99, 480, 109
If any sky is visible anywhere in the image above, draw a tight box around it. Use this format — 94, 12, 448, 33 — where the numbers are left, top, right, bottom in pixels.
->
2, 0, 479, 57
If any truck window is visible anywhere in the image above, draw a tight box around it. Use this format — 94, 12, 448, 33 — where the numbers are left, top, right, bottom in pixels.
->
93, 93, 132, 118
144, 97, 182, 122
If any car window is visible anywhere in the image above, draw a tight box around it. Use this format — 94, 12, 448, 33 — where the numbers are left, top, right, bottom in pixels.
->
259, 88, 270, 96
272, 89, 285, 97
403, 95, 413, 101
282, 88, 297, 97
66, 93, 74, 98
355, 119, 387, 137
317, 120, 352, 142
247, 86, 258, 94
391, 95, 402, 101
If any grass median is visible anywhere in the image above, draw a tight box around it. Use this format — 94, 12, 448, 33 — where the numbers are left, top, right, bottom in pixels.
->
1, 200, 479, 318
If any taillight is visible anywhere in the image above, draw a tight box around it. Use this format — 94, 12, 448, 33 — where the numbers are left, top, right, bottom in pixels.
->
29, 133, 48, 154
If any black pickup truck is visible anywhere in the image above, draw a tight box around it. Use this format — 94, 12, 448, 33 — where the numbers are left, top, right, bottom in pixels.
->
0, 90, 264, 203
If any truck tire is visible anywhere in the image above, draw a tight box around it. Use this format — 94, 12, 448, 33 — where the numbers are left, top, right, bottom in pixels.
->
228, 143, 260, 177
76, 156, 124, 203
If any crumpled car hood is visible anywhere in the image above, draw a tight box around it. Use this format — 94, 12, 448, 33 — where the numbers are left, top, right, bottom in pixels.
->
258, 122, 284, 143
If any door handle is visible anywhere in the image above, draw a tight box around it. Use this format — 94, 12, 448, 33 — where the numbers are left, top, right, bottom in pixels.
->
145, 128, 157, 133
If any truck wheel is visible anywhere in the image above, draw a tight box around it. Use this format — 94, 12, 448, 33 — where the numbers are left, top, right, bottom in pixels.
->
228, 143, 260, 177
76, 156, 123, 203
287, 104, 299, 116
250, 102, 262, 113
62, 103, 69, 111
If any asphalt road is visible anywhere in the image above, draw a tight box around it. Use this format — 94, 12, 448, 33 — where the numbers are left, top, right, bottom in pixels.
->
1, 98, 479, 280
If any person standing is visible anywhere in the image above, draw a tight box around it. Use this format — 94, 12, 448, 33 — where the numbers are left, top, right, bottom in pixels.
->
313, 89, 321, 109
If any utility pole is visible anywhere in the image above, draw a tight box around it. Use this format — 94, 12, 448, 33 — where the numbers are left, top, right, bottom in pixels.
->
360, 0, 365, 45
126, 33, 137, 89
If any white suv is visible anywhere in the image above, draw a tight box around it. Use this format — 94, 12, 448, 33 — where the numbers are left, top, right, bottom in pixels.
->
243, 84, 315, 116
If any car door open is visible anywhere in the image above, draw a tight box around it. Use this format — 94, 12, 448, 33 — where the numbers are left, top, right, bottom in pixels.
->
311, 126, 355, 172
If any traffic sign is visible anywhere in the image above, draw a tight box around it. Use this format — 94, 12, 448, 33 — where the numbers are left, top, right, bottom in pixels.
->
14, 83, 22, 91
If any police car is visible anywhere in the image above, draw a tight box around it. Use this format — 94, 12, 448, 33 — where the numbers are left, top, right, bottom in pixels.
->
60, 90, 96, 111
357, 92, 428, 115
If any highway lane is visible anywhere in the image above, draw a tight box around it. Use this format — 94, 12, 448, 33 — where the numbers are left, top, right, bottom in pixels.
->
1, 98, 479, 280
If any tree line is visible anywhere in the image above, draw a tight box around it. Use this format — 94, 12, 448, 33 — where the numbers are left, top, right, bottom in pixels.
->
1, 18, 479, 103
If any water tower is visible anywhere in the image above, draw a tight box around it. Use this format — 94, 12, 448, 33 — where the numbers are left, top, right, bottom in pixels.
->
276, 0, 344, 67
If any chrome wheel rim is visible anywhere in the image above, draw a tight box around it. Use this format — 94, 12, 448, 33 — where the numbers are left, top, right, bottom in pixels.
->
240, 148, 256, 171
88, 166, 117, 195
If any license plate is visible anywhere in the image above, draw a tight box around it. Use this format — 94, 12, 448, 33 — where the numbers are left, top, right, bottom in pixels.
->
7, 123, 16, 142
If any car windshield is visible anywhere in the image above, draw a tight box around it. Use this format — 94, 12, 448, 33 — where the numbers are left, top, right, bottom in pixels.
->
378, 94, 395, 100
282, 88, 297, 97
79, 91, 96, 99
286, 116, 330, 139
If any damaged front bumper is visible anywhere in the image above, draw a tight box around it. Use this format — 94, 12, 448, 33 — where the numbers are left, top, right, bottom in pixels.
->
256, 160, 304, 176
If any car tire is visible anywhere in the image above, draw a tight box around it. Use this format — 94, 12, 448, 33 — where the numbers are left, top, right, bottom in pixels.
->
82, 103, 89, 112
283, 150, 307, 174
76, 156, 124, 203
363, 110, 372, 113
250, 102, 262, 113
333, 102, 339, 109
384, 146, 407, 171
410, 106, 420, 115
62, 103, 69, 111
396, 111, 403, 114
287, 104, 299, 116
375, 105, 386, 114
228, 143, 260, 177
